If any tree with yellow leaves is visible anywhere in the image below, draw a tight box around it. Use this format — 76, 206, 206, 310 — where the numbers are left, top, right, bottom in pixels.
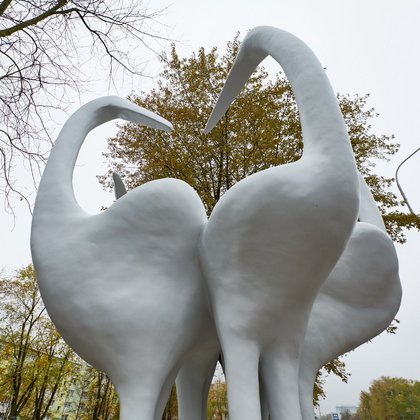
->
0, 265, 75, 419
357, 376, 420, 419
102, 35, 419, 243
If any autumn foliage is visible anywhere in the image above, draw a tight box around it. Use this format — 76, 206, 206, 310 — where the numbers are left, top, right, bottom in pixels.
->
102, 35, 419, 243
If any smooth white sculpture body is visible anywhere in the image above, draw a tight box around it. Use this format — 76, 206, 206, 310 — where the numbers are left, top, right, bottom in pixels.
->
199, 26, 360, 420
30, 26, 401, 420
177, 177, 401, 420
31, 97, 216, 420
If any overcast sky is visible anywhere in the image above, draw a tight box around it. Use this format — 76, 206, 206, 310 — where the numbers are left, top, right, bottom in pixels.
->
1, 0, 419, 416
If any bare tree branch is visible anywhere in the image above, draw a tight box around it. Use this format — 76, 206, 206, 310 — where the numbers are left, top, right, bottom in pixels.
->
0, 0, 13, 16
0, 1, 69, 37
0, 0, 168, 214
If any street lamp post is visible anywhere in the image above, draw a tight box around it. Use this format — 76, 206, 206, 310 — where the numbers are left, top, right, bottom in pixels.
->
395, 146, 420, 216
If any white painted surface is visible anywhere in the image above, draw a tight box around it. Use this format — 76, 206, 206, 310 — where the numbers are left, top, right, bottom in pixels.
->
200, 27, 359, 420
31, 97, 216, 420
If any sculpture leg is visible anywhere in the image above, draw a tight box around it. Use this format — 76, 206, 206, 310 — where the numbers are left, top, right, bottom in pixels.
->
298, 366, 317, 420
118, 383, 160, 420
153, 366, 180, 420
176, 353, 219, 420
115, 363, 178, 420
222, 337, 262, 420
260, 351, 302, 420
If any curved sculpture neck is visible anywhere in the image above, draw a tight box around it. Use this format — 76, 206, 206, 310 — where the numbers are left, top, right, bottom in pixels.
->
205, 26, 354, 162
33, 97, 172, 222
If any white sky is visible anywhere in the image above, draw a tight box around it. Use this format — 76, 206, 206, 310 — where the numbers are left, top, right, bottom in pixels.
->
1, 0, 420, 416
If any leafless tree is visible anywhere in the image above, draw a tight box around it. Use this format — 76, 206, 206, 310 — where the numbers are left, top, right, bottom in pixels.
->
0, 0, 167, 212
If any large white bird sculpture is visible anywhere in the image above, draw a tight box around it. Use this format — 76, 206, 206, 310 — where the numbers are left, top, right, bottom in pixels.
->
173, 176, 401, 420
199, 26, 360, 420
298, 175, 401, 420
31, 97, 214, 420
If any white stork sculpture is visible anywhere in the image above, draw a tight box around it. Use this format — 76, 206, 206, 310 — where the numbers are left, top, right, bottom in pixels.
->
31, 97, 214, 420
199, 26, 359, 420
